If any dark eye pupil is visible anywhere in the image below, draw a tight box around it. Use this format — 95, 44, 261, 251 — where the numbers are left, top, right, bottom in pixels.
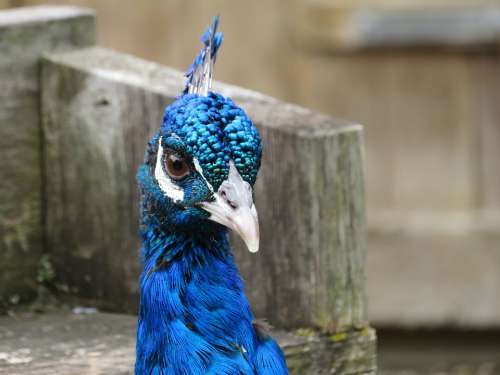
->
172, 160, 184, 171
164, 152, 190, 179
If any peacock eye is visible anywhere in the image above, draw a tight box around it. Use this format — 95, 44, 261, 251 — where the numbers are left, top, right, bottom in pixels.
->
164, 152, 190, 180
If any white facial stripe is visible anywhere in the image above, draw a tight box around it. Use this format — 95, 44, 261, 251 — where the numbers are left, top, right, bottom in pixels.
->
193, 157, 214, 194
154, 137, 184, 202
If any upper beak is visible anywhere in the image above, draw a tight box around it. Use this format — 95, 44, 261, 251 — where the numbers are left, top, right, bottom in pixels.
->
200, 161, 259, 253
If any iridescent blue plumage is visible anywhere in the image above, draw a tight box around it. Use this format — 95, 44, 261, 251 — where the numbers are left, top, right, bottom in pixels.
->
135, 17, 288, 375
161, 93, 261, 189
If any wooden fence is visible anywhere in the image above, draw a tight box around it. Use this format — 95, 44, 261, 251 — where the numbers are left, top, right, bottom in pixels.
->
0, 5, 95, 307
0, 6, 376, 373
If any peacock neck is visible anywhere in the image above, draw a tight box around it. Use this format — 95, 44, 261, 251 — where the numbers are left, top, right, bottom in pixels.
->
136, 221, 258, 372
140, 221, 231, 269
137, 221, 254, 334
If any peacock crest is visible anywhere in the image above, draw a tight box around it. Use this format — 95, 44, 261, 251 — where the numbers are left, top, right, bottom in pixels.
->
184, 16, 223, 96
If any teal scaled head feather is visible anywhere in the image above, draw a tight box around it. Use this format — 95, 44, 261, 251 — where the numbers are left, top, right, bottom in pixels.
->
135, 16, 288, 374
138, 16, 262, 246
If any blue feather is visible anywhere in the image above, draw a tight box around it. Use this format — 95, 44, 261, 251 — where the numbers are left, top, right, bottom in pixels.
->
135, 215, 288, 374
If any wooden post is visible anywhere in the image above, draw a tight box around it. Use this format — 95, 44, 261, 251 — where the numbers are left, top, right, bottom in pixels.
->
0, 6, 95, 310
41, 47, 369, 332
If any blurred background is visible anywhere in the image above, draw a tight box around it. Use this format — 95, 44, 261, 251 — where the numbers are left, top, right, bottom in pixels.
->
1, 0, 500, 373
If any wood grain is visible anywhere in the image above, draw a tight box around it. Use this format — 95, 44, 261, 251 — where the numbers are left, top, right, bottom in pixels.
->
0, 5, 94, 310
41, 47, 368, 333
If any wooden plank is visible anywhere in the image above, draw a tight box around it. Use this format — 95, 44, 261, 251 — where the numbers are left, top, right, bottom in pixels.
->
296, 53, 479, 214
0, 6, 95, 311
367, 228, 500, 328
41, 46, 368, 332
296, 3, 500, 52
469, 54, 500, 211
0, 312, 377, 374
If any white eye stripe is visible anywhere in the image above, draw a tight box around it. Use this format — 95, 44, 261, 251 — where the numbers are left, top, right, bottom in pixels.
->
193, 157, 214, 194
155, 137, 184, 203
154, 137, 216, 202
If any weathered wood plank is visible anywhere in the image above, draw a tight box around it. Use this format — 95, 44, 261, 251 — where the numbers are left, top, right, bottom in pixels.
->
41, 47, 368, 332
368, 229, 500, 328
0, 6, 95, 311
297, 4, 500, 52
0, 312, 377, 374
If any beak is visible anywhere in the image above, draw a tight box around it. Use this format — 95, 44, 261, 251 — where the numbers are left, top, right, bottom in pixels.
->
200, 161, 260, 253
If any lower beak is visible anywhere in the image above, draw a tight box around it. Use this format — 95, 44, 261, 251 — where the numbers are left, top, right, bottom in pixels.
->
200, 161, 260, 253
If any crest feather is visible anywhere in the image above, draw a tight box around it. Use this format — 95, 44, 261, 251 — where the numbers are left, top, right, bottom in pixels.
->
184, 16, 223, 96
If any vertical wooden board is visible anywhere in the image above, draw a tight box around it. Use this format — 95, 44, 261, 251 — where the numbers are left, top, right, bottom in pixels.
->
468, 53, 500, 211
295, 53, 479, 214
0, 6, 95, 309
294, 54, 398, 215
234, 125, 367, 331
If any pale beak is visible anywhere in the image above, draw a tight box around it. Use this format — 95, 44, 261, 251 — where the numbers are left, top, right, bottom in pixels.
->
200, 161, 259, 253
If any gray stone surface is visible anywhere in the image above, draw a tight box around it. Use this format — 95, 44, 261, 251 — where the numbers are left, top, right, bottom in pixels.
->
0, 312, 376, 374
0, 5, 95, 310
41, 46, 368, 332
0, 312, 135, 375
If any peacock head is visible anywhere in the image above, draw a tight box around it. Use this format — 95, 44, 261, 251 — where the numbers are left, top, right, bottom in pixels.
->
138, 17, 262, 253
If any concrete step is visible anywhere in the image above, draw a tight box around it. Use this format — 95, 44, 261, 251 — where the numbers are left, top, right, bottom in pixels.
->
0, 311, 376, 375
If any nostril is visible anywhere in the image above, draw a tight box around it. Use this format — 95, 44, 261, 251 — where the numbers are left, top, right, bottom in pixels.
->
218, 184, 239, 209
227, 200, 238, 210
220, 190, 237, 209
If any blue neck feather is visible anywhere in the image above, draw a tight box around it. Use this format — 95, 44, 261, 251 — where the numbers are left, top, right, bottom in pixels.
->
135, 212, 288, 374
136, 216, 256, 374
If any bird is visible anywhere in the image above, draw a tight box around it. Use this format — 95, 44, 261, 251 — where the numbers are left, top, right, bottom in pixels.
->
134, 16, 289, 375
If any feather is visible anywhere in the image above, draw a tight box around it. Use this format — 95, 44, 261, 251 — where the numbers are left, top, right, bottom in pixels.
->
184, 16, 224, 96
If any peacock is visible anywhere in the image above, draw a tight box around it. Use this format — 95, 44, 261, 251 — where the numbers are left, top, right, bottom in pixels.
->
135, 17, 289, 375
